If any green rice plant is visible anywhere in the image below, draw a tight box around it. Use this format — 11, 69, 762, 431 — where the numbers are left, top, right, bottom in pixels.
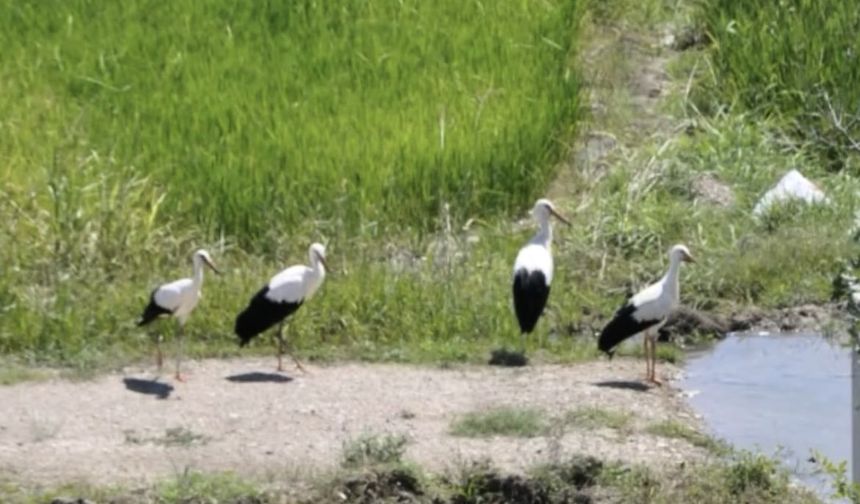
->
0, 0, 582, 243
0, 0, 589, 368
695, 0, 860, 171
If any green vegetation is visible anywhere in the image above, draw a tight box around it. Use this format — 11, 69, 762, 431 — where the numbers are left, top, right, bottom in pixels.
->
564, 406, 632, 431
645, 420, 726, 453
156, 471, 264, 503
696, 0, 860, 171
599, 451, 819, 503
0, 362, 51, 385
341, 433, 409, 468
814, 452, 860, 503
1, 452, 821, 503
450, 406, 548, 438
0, 0, 581, 238
0, 0, 858, 375
0, 0, 588, 370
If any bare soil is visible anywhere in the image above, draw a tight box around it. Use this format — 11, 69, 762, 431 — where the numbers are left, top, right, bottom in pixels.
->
0, 359, 708, 487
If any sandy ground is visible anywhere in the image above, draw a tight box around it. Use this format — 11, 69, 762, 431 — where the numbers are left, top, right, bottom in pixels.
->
0, 358, 708, 487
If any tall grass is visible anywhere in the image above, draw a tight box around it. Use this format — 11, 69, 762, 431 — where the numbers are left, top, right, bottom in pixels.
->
0, 0, 581, 242
0, 0, 586, 367
696, 0, 860, 170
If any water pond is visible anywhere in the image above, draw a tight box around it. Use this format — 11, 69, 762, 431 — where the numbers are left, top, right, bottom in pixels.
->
679, 332, 851, 498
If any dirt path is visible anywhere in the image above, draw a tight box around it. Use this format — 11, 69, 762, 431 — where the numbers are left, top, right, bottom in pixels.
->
0, 359, 707, 487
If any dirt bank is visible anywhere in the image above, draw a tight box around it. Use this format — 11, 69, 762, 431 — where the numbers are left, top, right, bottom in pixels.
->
0, 359, 708, 488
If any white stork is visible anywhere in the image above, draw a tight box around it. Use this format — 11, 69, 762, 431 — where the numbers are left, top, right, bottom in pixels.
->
136, 249, 220, 381
512, 198, 570, 351
598, 244, 695, 385
234, 243, 328, 372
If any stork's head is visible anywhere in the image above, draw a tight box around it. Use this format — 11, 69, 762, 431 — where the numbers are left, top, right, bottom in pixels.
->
669, 244, 695, 264
309, 243, 329, 272
532, 198, 571, 226
193, 249, 220, 273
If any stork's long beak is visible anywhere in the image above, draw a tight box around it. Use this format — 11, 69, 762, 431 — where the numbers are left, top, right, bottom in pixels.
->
550, 207, 571, 226
205, 257, 221, 274
683, 253, 696, 264
317, 253, 331, 273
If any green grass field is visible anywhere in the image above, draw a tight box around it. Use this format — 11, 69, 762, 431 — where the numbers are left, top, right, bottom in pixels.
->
0, 0, 581, 240
695, 0, 860, 171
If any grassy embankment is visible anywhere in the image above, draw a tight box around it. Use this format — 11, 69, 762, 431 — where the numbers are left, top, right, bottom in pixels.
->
1, 0, 859, 376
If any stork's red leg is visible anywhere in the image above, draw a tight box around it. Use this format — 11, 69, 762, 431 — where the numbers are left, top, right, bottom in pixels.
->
284, 324, 307, 374
646, 334, 662, 386
643, 335, 650, 381
174, 322, 189, 382
155, 336, 163, 370
275, 322, 286, 372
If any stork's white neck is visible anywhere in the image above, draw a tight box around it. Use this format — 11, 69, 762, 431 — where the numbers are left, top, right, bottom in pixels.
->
313, 257, 326, 276
303, 253, 327, 300
661, 256, 682, 302
530, 217, 552, 249
192, 257, 205, 287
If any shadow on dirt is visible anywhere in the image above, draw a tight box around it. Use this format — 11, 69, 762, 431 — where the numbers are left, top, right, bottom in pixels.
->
488, 348, 529, 367
225, 372, 293, 384
592, 380, 650, 392
122, 378, 174, 399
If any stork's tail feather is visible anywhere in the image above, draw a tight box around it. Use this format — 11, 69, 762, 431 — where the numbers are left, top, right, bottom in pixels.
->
234, 306, 262, 347
512, 269, 551, 335
137, 294, 171, 327
597, 303, 660, 356
234, 286, 302, 347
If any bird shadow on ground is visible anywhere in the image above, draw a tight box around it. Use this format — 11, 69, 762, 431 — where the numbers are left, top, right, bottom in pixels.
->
488, 348, 529, 367
225, 372, 293, 384
593, 380, 650, 392
123, 378, 174, 399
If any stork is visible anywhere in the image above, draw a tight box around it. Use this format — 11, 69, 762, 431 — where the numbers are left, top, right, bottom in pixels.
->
598, 244, 695, 385
234, 243, 328, 373
512, 198, 570, 352
136, 249, 220, 381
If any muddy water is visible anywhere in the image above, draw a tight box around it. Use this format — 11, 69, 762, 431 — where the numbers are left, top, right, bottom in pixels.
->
679, 332, 850, 496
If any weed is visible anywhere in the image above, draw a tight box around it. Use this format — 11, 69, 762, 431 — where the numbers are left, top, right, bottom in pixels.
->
564, 407, 632, 431
342, 433, 409, 468
0, 364, 51, 385
813, 452, 860, 503
450, 407, 548, 438
645, 420, 727, 453
156, 470, 264, 503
